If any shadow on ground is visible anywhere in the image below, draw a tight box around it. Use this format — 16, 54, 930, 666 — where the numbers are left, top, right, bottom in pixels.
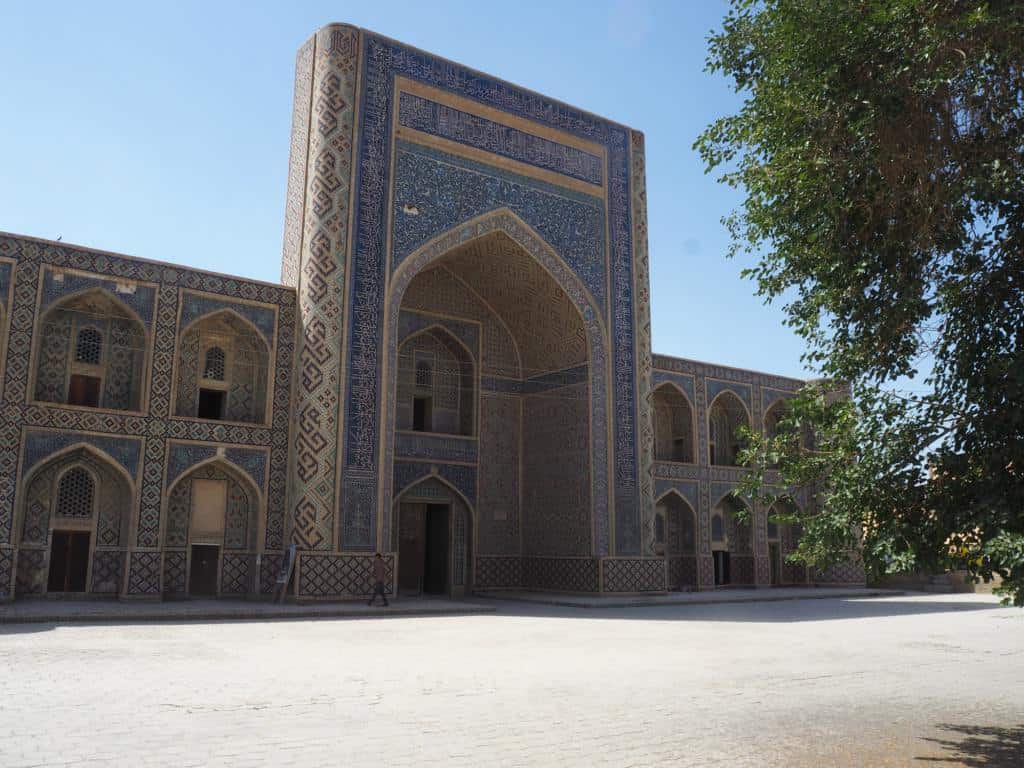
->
916, 724, 1024, 767
1, 594, 1011, 632
481, 596, 1010, 623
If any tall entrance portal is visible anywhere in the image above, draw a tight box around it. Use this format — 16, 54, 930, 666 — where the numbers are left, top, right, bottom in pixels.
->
388, 222, 605, 593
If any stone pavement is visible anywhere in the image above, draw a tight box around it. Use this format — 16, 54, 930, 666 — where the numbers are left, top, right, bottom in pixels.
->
0, 593, 1021, 767
0, 596, 494, 624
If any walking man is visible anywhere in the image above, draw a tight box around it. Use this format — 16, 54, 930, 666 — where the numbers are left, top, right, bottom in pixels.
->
368, 552, 389, 607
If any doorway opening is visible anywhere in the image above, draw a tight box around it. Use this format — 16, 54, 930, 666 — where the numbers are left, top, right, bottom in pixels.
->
189, 544, 219, 596
397, 502, 450, 595
47, 531, 90, 592
67, 374, 101, 407
713, 550, 731, 586
769, 542, 782, 585
197, 389, 225, 420
423, 504, 449, 594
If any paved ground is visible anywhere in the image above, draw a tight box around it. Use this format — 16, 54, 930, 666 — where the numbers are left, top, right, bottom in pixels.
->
0, 596, 495, 624
1, 593, 1021, 767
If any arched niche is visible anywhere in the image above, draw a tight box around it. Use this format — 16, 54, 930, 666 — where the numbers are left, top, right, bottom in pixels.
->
655, 491, 698, 589
652, 383, 695, 463
708, 391, 751, 466
396, 326, 475, 436
710, 493, 754, 586
391, 475, 474, 598
768, 496, 807, 585
174, 309, 270, 424
17, 445, 133, 595
164, 460, 262, 552
33, 288, 147, 411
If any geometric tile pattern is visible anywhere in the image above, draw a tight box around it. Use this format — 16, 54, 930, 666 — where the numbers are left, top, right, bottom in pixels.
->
474, 555, 522, 590
90, 549, 123, 594
731, 555, 756, 586
126, 551, 162, 596
668, 556, 699, 590
220, 553, 251, 595
812, 554, 866, 585
286, 25, 358, 551
602, 557, 666, 593
0, 231, 294, 568
631, 130, 655, 559
522, 557, 599, 593
297, 552, 395, 598
163, 550, 187, 595
0, 547, 14, 599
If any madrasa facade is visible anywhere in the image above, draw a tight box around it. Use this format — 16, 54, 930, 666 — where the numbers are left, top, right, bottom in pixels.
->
0, 25, 864, 602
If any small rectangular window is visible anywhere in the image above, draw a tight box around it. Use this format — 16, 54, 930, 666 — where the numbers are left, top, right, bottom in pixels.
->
708, 442, 716, 465
413, 396, 432, 432
197, 389, 225, 420
67, 374, 101, 407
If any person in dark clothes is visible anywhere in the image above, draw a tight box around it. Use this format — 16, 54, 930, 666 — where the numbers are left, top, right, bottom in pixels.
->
368, 552, 389, 607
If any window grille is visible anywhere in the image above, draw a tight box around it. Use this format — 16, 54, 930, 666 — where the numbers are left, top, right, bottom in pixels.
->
415, 360, 432, 389
204, 346, 226, 380
75, 327, 103, 365
56, 467, 94, 518
711, 514, 725, 541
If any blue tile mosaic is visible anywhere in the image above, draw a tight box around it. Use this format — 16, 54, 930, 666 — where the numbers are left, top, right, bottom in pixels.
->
707, 379, 753, 409
398, 309, 479, 360
179, 292, 276, 346
391, 141, 606, 311
393, 460, 476, 507
23, 430, 142, 479
652, 370, 695, 402
40, 268, 156, 325
224, 447, 269, 491
398, 92, 603, 186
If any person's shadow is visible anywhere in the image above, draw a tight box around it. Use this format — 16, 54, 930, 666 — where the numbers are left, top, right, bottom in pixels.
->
916, 723, 1024, 766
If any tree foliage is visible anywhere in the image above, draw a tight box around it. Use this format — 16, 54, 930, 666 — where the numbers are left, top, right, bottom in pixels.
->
696, 0, 1024, 604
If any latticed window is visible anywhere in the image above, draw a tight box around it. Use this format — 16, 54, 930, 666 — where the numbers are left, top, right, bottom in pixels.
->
56, 467, 94, 518
75, 327, 103, 365
415, 360, 432, 389
203, 346, 226, 380
711, 514, 725, 541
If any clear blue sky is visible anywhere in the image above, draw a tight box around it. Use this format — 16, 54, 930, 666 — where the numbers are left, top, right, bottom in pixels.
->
0, 0, 812, 379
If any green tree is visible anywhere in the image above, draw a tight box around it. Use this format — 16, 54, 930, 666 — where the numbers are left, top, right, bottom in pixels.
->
696, 0, 1024, 604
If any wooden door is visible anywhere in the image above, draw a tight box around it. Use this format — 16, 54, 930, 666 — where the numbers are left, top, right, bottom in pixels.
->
423, 504, 449, 594
47, 531, 90, 592
189, 544, 220, 596
398, 503, 425, 594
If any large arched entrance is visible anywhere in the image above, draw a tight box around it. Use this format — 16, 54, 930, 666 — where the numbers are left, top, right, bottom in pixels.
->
384, 211, 610, 585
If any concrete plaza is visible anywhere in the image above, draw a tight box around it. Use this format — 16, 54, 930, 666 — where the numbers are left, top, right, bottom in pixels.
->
0, 593, 1021, 767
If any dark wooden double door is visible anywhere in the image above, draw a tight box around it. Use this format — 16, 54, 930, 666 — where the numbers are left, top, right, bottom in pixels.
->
48, 531, 90, 593
398, 503, 449, 596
